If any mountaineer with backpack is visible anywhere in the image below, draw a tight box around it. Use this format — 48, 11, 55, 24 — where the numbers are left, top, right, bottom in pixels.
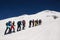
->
22, 20, 26, 30
11, 21, 15, 32
17, 21, 22, 31
4, 21, 12, 35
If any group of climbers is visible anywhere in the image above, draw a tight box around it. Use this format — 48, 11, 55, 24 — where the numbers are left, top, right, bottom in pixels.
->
4, 20, 26, 35
29, 19, 42, 28
4, 21, 15, 35
17, 20, 26, 32
4, 19, 42, 35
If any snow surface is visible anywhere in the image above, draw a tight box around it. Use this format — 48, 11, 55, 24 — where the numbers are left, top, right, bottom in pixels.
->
0, 10, 60, 40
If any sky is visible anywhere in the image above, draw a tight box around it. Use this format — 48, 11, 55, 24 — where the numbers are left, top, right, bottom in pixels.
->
0, 0, 60, 20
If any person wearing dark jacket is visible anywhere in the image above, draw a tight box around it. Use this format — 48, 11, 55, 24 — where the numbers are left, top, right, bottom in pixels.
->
22, 20, 26, 30
39, 19, 42, 25
4, 21, 11, 35
32, 19, 34, 27
17, 21, 21, 31
29, 20, 32, 28
29, 19, 34, 28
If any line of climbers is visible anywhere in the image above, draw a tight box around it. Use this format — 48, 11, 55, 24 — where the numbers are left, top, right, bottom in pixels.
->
4, 19, 42, 35
29, 19, 42, 28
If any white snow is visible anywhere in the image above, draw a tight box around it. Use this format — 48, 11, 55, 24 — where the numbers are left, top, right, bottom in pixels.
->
0, 10, 60, 40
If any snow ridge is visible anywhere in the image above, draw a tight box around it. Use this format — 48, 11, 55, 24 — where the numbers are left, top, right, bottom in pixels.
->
0, 10, 60, 40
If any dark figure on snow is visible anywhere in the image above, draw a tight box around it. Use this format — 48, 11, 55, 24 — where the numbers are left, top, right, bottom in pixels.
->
11, 21, 15, 32
29, 20, 32, 28
32, 19, 34, 27
29, 19, 34, 28
4, 21, 12, 35
22, 20, 26, 30
17, 21, 21, 31
39, 19, 42, 25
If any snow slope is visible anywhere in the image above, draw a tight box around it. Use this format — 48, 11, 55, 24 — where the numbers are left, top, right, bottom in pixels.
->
0, 10, 60, 40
